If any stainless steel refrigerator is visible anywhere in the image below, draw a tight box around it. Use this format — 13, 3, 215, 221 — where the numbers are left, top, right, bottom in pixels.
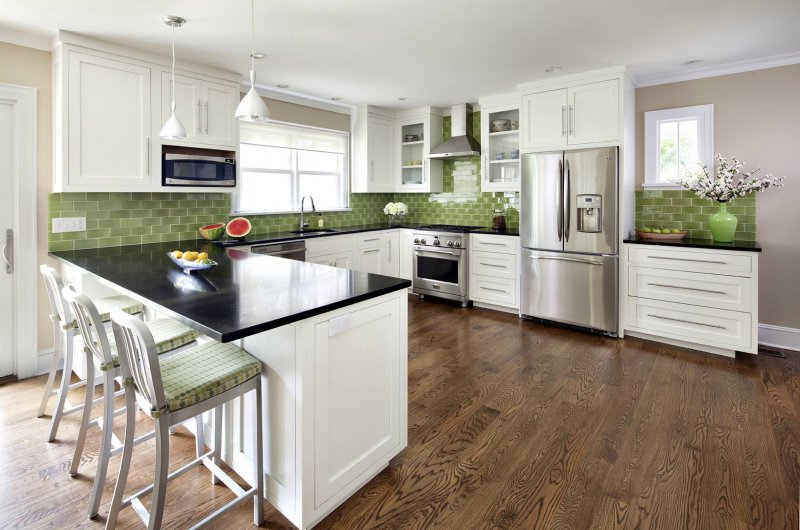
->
520, 147, 618, 334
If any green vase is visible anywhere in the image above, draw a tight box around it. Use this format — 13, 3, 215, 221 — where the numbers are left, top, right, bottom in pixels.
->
708, 202, 738, 242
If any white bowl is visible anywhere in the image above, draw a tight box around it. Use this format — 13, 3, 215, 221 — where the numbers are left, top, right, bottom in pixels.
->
167, 253, 218, 274
490, 119, 511, 132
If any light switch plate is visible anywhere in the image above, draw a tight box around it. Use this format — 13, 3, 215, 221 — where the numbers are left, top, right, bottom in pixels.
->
52, 217, 87, 233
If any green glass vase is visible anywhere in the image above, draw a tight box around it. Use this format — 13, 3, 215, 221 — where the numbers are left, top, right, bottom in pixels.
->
708, 202, 738, 242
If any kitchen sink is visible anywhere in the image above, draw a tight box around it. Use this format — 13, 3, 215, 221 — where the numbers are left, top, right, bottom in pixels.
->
290, 229, 340, 235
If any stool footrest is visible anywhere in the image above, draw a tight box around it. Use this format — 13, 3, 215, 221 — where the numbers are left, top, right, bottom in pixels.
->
201, 457, 245, 497
122, 449, 215, 509
187, 487, 257, 530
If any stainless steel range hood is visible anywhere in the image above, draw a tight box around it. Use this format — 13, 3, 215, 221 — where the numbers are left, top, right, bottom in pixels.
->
428, 103, 481, 159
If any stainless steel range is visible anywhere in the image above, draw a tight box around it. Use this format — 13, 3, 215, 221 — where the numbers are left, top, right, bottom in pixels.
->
412, 225, 482, 307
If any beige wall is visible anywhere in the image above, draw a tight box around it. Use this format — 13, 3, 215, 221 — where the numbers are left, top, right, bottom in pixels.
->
0, 42, 54, 352
636, 65, 800, 328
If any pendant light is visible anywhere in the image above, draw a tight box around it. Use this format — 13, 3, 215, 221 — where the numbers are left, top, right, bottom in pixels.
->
235, 0, 270, 122
160, 15, 188, 140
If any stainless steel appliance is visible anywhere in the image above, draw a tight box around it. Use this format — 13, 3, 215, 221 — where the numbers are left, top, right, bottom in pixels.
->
412, 225, 481, 306
520, 147, 618, 335
162, 152, 236, 187
250, 240, 306, 261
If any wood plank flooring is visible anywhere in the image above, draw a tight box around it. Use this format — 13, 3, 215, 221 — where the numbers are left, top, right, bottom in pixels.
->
1, 295, 799, 529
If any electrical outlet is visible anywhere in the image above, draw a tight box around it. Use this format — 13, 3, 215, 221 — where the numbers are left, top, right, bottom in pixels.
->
329, 314, 351, 337
52, 217, 87, 233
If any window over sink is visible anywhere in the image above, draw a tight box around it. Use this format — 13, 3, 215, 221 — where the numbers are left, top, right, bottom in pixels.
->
236, 121, 350, 213
644, 104, 713, 188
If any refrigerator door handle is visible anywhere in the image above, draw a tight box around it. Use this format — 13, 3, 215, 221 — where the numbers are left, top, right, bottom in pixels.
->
564, 159, 571, 242
557, 158, 563, 242
528, 255, 602, 266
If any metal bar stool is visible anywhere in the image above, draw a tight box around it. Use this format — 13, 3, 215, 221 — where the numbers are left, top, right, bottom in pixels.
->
62, 286, 201, 519
107, 309, 265, 529
38, 264, 144, 442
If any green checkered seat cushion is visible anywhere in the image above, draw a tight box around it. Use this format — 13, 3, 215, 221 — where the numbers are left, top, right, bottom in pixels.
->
106, 318, 199, 365
158, 342, 261, 412
65, 295, 144, 329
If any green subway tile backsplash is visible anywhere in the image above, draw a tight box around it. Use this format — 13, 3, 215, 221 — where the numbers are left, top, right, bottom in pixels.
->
48, 112, 520, 251
635, 190, 757, 240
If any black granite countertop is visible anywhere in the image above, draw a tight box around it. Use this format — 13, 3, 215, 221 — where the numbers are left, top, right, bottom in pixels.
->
50, 240, 411, 342
468, 227, 520, 237
624, 236, 762, 252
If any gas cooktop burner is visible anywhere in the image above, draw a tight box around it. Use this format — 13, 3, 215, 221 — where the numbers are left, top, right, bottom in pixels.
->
416, 224, 484, 233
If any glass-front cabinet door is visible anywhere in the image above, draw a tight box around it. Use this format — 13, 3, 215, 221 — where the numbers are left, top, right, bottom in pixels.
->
400, 121, 425, 187
480, 104, 521, 192
396, 110, 443, 193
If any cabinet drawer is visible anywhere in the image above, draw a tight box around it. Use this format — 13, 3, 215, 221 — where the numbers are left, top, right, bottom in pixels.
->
470, 276, 518, 308
306, 235, 353, 256
627, 246, 752, 276
470, 234, 519, 254
626, 297, 752, 351
629, 267, 753, 312
354, 232, 387, 248
471, 251, 517, 280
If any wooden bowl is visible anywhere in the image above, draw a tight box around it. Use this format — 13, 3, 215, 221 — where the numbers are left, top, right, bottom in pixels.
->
636, 230, 689, 240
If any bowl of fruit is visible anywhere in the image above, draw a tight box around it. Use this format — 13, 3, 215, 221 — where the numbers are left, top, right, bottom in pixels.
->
637, 227, 688, 240
168, 250, 218, 274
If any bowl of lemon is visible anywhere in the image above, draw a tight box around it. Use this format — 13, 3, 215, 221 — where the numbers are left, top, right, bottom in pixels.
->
168, 250, 218, 274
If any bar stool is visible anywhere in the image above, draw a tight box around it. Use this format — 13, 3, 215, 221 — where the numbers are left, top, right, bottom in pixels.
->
38, 264, 144, 442
107, 309, 265, 529
62, 286, 201, 519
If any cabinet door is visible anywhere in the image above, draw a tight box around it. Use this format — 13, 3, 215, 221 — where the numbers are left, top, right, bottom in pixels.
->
398, 232, 414, 281
382, 233, 400, 277
313, 297, 402, 507
160, 72, 202, 143
521, 88, 567, 150
568, 79, 619, 145
307, 254, 333, 266
67, 52, 152, 189
202, 81, 238, 147
332, 252, 353, 269
367, 115, 395, 192
354, 246, 384, 274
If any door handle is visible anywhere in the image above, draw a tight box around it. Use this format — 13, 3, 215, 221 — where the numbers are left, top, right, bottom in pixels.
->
362, 248, 380, 254
646, 255, 727, 265
196, 99, 201, 135
564, 159, 571, 242
204, 101, 209, 134
529, 255, 601, 266
647, 314, 726, 330
3, 229, 13, 274
146, 138, 151, 175
561, 105, 567, 136
370, 160, 374, 182
646, 282, 727, 295
568, 104, 574, 135
557, 159, 563, 242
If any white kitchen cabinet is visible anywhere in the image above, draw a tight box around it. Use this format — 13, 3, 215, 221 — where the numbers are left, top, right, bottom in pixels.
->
520, 78, 619, 151
623, 244, 759, 357
396, 109, 443, 193
59, 51, 153, 191
469, 233, 520, 311
479, 95, 521, 192
354, 245, 385, 275
352, 108, 396, 193
383, 231, 400, 277
160, 73, 238, 148
398, 230, 414, 281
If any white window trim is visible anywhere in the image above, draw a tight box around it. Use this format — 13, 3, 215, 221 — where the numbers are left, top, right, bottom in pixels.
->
644, 104, 714, 189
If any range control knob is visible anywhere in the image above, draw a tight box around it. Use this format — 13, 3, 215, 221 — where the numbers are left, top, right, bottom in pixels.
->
454, 240, 462, 248
433, 238, 440, 246
447, 240, 455, 247
414, 238, 420, 244
420, 238, 426, 245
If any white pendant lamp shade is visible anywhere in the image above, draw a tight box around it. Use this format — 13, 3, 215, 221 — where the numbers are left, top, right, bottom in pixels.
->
236, 70, 270, 122
160, 16, 188, 140
236, 0, 270, 123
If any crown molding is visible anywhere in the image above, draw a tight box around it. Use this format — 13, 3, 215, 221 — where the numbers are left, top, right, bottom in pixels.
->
636, 51, 800, 87
0, 26, 52, 52
244, 82, 355, 115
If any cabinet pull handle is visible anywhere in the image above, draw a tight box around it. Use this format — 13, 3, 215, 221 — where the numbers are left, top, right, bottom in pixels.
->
362, 248, 380, 254
204, 101, 209, 134
196, 99, 201, 135
480, 241, 505, 246
363, 237, 380, 242
2, 229, 13, 274
479, 262, 506, 268
646, 282, 727, 295
146, 138, 151, 175
646, 255, 727, 265
561, 105, 567, 136
647, 313, 726, 329
568, 104, 574, 135
480, 286, 507, 293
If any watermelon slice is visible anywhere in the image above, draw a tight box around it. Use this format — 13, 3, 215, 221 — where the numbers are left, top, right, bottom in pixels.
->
226, 217, 252, 239
198, 222, 226, 241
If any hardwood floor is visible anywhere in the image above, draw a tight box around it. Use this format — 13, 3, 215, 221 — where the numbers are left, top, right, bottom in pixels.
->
2, 295, 799, 529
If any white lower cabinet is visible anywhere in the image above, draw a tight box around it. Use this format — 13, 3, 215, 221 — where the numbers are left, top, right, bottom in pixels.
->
398, 230, 414, 281
307, 231, 407, 278
623, 244, 759, 356
469, 234, 520, 310
225, 291, 408, 530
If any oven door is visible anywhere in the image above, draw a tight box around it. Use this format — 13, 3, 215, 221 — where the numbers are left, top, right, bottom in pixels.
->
413, 246, 466, 300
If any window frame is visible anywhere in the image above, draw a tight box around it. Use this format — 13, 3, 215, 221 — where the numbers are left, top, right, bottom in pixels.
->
644, 104, 714, 189
234, 120, 351, 214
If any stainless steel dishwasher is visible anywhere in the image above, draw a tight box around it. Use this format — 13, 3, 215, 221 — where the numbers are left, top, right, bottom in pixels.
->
250, 240, 306, 261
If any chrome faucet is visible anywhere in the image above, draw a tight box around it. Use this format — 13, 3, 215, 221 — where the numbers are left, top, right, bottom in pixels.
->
299, 195, 316, 231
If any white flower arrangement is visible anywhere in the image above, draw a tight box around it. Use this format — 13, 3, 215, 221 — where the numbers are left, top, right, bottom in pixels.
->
383, 202, 408, 216
671, 154, 784, 202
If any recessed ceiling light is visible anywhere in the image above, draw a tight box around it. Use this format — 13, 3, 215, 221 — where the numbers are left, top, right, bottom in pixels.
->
331, 97, 342, 101
682, 59, 703, 66
398, 97, 409, 101
276, 84, 289, 89
545, 66, 562, 73
251, 52, 267, 59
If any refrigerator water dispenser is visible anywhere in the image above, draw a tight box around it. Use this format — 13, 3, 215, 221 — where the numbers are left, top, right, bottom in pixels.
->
577, 194, 602, 233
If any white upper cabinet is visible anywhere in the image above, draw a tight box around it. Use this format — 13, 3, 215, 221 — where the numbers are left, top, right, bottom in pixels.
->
520, 78, 620, 151
200, 81, 239, 147
63, 51, 153, 191
479, 95, 521, 192
396, 109, 443, 193
352, 108, 396, 193
161, 72, 202, 143
161, 73, 238, 148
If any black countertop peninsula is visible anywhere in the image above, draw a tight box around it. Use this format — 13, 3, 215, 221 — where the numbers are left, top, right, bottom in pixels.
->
623, 236, 762, 252
50, 240, 411, 342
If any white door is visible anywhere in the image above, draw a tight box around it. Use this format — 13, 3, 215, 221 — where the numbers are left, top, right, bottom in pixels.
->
354, 246, 383, 274
0, 101, 14, 377
367, 115, 395, 192
382, 233, 400, 277
202, 81, 238, 147
67, 51, 152, 189
161, 72, 202, 143
521, 88, 567, 150
568, 79, 619, 145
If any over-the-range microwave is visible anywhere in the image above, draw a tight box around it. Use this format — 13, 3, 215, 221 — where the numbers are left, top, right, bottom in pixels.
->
162, 153, 236, 187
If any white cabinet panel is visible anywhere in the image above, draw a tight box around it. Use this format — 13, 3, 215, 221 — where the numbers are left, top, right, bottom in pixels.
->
628, 266, 752, 312
383, 232, 400, 277
521, 88, 567, 150
361, 114, 396, 193
354, 246, 384, 274
202, 80, 238, 147
628, 246, 753, 276
471, 251, 517, 280
66, 51, 152, 189
161, 72, 202, 143
471, 234, 519, 254
569, 79, 619, 145
398, 230, 414, 281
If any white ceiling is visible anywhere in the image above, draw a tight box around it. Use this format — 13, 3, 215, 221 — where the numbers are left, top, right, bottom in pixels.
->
2, 0, 799, 109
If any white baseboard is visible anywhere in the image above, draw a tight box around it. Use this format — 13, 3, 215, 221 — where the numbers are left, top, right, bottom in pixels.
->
36, 348, 54, 375
758, 324, 800, 352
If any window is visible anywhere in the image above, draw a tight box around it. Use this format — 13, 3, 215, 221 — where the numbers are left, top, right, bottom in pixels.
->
644, 104, 713, 188
236, 121, 350, 213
